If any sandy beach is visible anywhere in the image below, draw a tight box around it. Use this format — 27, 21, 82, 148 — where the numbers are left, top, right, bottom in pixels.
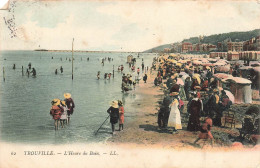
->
107, 69, 260, 151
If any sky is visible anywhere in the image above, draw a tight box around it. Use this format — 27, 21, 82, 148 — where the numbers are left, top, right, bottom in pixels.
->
0, 0, 259, 52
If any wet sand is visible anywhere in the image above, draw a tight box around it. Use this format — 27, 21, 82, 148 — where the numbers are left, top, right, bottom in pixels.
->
107, 70, 260, 150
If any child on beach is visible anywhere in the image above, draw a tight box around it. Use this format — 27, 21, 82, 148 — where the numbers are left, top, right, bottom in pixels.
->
118, 100, 124, 131
50, 99, 64, 131
193, 117, 214, 146
64, 93, 75, 124
60, 101, 68, 128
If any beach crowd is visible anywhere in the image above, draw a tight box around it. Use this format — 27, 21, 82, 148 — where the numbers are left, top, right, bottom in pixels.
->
152, 54, 259, 145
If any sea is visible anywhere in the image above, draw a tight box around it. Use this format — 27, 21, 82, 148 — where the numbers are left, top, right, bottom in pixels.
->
0, 50, 157, 144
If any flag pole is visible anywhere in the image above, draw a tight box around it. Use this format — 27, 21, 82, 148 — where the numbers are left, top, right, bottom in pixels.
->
72, 38, 74, 80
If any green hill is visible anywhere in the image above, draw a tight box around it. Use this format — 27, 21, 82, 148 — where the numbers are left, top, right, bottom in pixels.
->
143, 44, 172, 53
144, 29, 260, 53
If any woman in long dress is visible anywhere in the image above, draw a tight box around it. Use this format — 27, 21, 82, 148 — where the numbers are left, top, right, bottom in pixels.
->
107, 101, 119, 135
187, 92, 202, 131
168, 92, 182, 132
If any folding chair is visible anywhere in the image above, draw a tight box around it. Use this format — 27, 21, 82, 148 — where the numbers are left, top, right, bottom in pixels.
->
224, 112, 236, 128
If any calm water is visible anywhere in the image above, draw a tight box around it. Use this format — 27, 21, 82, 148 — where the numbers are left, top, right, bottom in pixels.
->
0, 50, 157, 144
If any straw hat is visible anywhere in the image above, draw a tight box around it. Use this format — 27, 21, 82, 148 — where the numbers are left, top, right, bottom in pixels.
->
110, 100, 119, 108
170, 92, 179, 96
194, 86, 201, 90
213, 88, 219, 92
64, 93, 71, 99
61, 100, 66, 106
206, 66, 211, 70
51, 99, 61, 106
118, 100, 123, 106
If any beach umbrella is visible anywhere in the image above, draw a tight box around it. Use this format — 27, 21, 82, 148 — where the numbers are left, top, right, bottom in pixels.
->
224, 90, 235, 103
179, 72, 188, 76
181, 74, 190, 82
193, 60, 202, 65
176, 63, 182, 67
214, 62, 226, 66
214, 73, 233, 79
201, 58, 209, 63
178, 60, 188, 63
168, 59, 177, 64
217, 64, 230, 72
202, 63, 214, 66
192, 74, 201, 84
176, 78, 184, 85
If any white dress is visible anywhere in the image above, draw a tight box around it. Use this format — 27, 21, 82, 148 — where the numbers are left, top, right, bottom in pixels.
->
60, 106, 68, 120
168, 99, 182, 130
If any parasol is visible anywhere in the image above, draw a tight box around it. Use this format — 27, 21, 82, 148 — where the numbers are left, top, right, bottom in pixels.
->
176, 78, 184, 85
224, 90, 234, 103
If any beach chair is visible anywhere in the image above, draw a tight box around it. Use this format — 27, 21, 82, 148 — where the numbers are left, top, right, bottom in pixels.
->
223, 112, 235, 128
239, 117, 255, 140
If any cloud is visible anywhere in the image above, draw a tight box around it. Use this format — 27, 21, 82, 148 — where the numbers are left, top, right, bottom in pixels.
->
1, 1, 260, 51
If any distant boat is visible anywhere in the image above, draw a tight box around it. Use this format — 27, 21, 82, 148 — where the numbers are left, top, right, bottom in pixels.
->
34, 49, 48, 51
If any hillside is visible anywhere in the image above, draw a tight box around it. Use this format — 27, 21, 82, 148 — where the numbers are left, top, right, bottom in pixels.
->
144, 29, 260, 53
143, 44, 172, 53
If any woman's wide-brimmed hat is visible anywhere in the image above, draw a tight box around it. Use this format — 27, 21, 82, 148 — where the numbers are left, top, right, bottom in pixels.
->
206, 66, 211, 70
51, 99, 61, 106
118, 100, 123, 106
195, 86, 201, 90
61, 100, 66, 106
170, 92, 179, 96
213, 88, 219, 92
64, 93, 71, 99
110, 100, 118, 108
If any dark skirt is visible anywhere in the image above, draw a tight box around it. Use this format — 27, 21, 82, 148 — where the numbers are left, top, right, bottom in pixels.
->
110, 117, 118, 124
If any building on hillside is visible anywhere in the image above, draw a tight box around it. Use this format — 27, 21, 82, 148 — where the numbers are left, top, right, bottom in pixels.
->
227, 41, 243, 52
164, 48, 170, 53
243, 36, 260, 51
182, 42, 193, 53
207, 44, 217, 52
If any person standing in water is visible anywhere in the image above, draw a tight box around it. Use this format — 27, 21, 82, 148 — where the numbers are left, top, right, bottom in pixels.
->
64, 93, 75, 124
28, 62, 32, 70
97, 71, 100, 79
108, 73, 112, 79
26, 68, 30, 77
60, 101, 68, 128
118, 100, 124, 131
31, 68, 36, 77
137, 67, 140, 75
50, 99, 64, 130
60, 66, 63, 73
107, 101, 119, 135
55, 69, 58, 75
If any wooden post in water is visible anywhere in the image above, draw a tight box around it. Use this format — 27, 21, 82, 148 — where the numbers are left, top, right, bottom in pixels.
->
72, 38, 74, 80
113, 65, 114, 78
3, 67, 5, 82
